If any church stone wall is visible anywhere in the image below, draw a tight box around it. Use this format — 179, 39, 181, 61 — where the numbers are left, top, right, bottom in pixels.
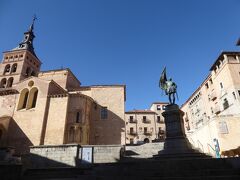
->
89, 86, 125, 145
44, 96, 68, 145
0, 94, 16, 117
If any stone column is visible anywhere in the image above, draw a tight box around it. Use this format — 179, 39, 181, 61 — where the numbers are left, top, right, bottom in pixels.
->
155, 104, 208, 158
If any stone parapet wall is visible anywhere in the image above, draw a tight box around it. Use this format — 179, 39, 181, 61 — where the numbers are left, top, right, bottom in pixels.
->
28, 144, 80, 168
82, 145, 123, 163
25, 144, 123, 168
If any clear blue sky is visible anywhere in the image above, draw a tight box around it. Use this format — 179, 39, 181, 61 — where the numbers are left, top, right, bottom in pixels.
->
0, 0, 239, 110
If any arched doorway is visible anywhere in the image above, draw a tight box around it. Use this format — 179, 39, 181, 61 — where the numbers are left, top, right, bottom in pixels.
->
144, 138, 150, 143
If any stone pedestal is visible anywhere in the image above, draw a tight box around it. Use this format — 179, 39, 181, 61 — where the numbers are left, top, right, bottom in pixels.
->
154, 104, 208, 158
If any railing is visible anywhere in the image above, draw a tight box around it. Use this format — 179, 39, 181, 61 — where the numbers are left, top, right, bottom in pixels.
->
143, 131, 152, 135
158, 130, 165, 134
142, 119, 151, 123
210, 91, 217, 101
197, 140, 204, 153
157, 119, 164, 123
129, 119, 137, 123
127, 131, 137, 136
214, 106, 221, 114
207, 143, 216, 157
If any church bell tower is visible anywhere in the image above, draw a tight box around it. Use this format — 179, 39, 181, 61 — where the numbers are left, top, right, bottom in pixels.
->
0, 16, 42, 88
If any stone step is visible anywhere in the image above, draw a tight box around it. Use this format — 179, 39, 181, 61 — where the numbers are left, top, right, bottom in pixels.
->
22, 158, 240, 180
33, 176, 240, 180
25, 175, 240, 180
23, 167, 92, 180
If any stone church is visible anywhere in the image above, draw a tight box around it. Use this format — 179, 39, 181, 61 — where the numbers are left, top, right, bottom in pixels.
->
0, 20, 126, 155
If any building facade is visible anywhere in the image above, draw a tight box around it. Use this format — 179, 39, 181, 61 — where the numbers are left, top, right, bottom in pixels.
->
181, 51, 240, 157
125, 102, 167, 144
0, 20, 126, 155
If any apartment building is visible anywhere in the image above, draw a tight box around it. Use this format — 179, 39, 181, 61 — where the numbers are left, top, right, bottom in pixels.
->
181, 51, 240, 157
125, 102, 167, 144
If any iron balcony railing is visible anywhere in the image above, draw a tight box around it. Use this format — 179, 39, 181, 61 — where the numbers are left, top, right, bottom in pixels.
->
128, 131, 137, 136
129, 119, 137, 123
142, 119, 151, 123
143, 131, 152, 135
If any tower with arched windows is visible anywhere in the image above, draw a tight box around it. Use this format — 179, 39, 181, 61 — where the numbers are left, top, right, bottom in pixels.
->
0, 17, 41, 89
0, 18, 126, 157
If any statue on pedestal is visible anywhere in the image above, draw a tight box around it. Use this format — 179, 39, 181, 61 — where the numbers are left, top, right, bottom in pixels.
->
159, 67, 177, 104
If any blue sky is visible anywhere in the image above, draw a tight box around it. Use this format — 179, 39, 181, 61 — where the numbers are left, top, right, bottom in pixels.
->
0, 0, 239, 110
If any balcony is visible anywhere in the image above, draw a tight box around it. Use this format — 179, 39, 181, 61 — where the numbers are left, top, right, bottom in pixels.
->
129, 119, 137, 123
213, 106, 221, 114
210, 91, 217, 101
157, 119, 164, 123
128, 131, 137, 136
158, 130, 165, 134
142, 119, 151, 123
143, 131, 152, 135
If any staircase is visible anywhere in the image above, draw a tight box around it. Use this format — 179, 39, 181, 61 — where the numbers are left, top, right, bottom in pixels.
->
22, 157, 240, 180
125, 143, 164, 158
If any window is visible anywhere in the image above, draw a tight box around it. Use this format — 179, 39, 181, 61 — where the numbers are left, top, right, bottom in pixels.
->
143, 116, 146, 121
238, 90, 240, 97
11, 63, 17, 73
211, 107, 214, 114
157, 105, 161, 110
209, 78, 213, 84
157, 116, 161, 122
144, 127, 147, 133
31, 71, 35, 76
27, 87, 38, 109
25, 67, 31, 76
130, 127, 134, 133
4, 64, 10, 74
162, 106, 166, 110
76, 111, 82, 123
233, 92, 236, 100
101, 107, 108, 119
223, 98, 229, 110
205, 83, 209, 89
6, 77, 13, 88
0, 78, 7, 88
220, 82, 223, 89
129, 116, 135, 123
18, 88, 29, 110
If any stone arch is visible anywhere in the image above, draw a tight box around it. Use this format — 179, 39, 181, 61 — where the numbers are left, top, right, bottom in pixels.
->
4, 64, 11, 74
144, 138, 150, 143
6, 77, 14, 88
17, 88, 29, 110
27, 87, 38, 109
0, 78, 7, 88
11, 63, 18, 73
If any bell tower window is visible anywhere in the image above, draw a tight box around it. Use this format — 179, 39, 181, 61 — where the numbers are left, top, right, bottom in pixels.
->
6, 77, 14, 88
0, 78, 7, 88
4, 64, 11, 74
11, 63, 17, 73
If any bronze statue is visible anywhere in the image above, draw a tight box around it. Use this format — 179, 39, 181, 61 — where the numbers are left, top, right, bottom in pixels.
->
159, 67, 177, 104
